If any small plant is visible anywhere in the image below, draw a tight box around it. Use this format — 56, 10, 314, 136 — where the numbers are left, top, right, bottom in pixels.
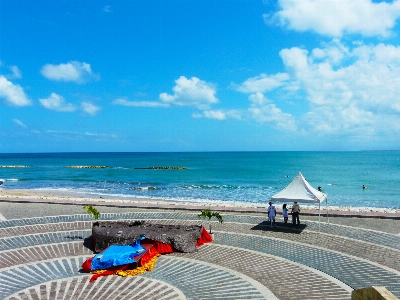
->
198, 209, 223, 234
83, 205, 100, 220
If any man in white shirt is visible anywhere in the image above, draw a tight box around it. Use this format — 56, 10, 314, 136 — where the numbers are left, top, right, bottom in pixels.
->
291, 201, 301, 225
267, 201, 276, 227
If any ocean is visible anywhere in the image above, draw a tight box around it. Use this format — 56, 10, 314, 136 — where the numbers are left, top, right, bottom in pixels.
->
0, 151, 399, 209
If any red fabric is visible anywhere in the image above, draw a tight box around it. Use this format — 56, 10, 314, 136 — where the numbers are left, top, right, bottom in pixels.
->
196, 226, 213, 246
139, 246, 160, 266
81, 257, 93, 273
147, 240, 174, 254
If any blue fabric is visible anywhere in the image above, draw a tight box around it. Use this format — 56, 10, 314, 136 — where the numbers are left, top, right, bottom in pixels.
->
91, 243, 146, 270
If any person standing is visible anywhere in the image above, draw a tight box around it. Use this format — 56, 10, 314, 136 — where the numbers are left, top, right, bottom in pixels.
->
291, 201, 300, 225
282, 203, 289, 224
267, 201, 276, 227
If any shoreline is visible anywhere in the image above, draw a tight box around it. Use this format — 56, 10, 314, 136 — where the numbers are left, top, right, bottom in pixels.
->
1, 188, 400, 218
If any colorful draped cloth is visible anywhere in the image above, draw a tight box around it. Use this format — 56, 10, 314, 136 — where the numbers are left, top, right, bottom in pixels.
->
81, 226, 213, 282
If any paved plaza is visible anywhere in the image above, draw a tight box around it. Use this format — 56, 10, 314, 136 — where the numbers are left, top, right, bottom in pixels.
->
1, 201, 400, 299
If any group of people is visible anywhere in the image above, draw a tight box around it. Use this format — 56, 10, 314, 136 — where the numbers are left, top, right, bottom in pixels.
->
267, 201, 301, 227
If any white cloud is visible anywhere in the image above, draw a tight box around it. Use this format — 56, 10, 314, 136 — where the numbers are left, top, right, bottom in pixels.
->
311, 39, 349, 65
39, 94, 101, 116
267, 0, 400, 37
248, 93, 296, 130
248, 92, 270, 106
40, 61, 99, 83
13, 118, 27, 128
229, 87, 296, 130
103, 5, 112, 13
81, 101, 101, 116
159, 76, 218, 109
0, 62, 22, 79
354, 42, 400, 64
204, 110, 227, 120
192, 109, 242, 120
39, 93, 77, 112
112, 98, 169, 107
234, 73, 289, 93
6, 66, 22, 79
47, 129, 117, 139
0, 76, 31, 106
248, 105, 296, 130
277, 41, 400, 135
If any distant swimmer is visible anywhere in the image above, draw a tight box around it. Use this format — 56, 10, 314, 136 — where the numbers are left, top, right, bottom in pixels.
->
362, 185, 366, 189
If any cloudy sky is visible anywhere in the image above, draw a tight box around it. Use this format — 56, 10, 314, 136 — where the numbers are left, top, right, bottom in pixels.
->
1, 0, 400, 152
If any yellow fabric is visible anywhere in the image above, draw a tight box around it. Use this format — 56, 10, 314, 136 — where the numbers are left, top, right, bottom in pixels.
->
116, 254, 160, 277
91, 269, 107, 274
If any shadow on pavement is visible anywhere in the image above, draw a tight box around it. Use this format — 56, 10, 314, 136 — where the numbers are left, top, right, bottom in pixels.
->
251, 220, 307, 234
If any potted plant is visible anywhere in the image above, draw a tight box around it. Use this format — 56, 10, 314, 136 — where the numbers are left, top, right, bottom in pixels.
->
198, 209, 223, 239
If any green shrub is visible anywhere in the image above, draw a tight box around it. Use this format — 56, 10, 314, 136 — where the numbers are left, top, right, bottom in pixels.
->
83, 205, 100, 220
198, 209, 223, 233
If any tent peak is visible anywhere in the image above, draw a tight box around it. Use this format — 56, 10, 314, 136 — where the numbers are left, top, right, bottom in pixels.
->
271, 173, 327, 204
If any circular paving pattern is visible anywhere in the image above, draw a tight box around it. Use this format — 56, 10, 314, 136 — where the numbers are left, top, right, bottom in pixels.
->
1, 211, 400, 299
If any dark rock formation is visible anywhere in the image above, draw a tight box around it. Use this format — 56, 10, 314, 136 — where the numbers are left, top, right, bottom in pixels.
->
92, 221, 202, 253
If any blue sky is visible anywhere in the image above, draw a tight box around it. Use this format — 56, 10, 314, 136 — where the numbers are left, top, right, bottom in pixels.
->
1, 0, 400, 152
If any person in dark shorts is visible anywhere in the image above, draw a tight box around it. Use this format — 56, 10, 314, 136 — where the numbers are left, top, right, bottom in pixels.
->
291, 201, 300, 225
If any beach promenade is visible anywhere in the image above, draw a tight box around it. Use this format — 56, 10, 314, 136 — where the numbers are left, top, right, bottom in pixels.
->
1, 198, 400, 299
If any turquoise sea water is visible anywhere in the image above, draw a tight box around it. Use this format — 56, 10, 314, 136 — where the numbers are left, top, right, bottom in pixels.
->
0, 151, 399, 209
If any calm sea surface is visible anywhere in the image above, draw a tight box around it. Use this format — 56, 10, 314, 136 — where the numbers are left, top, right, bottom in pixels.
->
0, 151, 399, 209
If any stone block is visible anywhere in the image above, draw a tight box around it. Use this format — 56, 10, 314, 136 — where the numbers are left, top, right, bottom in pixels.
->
92, 220, 202, 253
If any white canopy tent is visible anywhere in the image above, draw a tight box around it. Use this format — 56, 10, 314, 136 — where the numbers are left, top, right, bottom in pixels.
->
271, 172, 328, 227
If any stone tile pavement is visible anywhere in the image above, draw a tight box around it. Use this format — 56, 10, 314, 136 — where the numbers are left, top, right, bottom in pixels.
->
0, 201, 400, 299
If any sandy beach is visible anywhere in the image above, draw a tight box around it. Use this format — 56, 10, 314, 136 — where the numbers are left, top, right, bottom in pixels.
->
1, 188, 400, 218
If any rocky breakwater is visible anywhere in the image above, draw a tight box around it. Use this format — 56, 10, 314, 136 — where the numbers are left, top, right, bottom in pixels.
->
67, 165, 108, 169
134, 166, 187, 170
0, 165, 30, 168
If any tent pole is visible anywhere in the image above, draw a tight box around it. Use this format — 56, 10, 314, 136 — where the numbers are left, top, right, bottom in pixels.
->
318, 202, 320, 232
327, 197, 329, 224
